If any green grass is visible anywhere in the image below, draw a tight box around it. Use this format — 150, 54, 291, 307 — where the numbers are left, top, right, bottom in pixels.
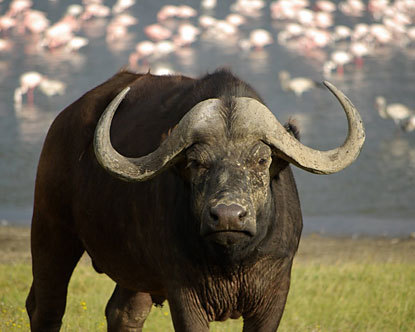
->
1, 261, 414, 331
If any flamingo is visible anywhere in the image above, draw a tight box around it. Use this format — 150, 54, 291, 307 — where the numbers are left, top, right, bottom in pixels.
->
154, 40, 176, 57
315, 0, 337, 12
333, 25, 352, 41
352, 23, 370, 40
314, 11, 334, 29
306, 28, 332, 49
368, 0, 389, 17
400, 115, 415, 133
284, 23, 304, 38
249, 29, 273, 51
106, 14, 137, 42
323, 60, 336, 77
38, 78, 66, 97
296, 9, 315, 26
201, 0, 217, 10
350, 41, 370, 67
14, 71, 66, 108
407, 26, 415, 45
0, 38, 12, 52
212, 20, 237, 38
226, 13, 246, 27
231, 0, 265, 18
278, 71, 321, 97
270, 1, 298, 20
112, 14, 138, 27
144, 24, 172, 42
7, 0, 32, 17
330, 50, 352, 75
199, 15, 217, 29
106, 23, 128, 42
339, 0, 365, 17
375, 96, 414, 127
174, 23, 200, 47
157, 5, 179, 21
65, 36, 89, 52
41, 21, 74, 49
0, 15, 16, 32
383, 17, 406, 38
81, 3, 111, 20
176, 5, 197, 19
15, 71, 43, 107
112, 0, 135, 14
129, 40, 155, 68
66, 4, 83, 17
151, 64, 175, 76
135, 41, 156, 57
23, 10, 49, 34
370, 24, 393, 45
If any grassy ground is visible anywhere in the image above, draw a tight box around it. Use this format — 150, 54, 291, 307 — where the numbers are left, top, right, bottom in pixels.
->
1, 226, 414, 331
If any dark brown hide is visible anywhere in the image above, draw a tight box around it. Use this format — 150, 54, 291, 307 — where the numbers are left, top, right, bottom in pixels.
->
27, 69, 302, 332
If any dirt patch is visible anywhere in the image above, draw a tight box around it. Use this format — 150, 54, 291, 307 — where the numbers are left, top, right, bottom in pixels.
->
296, 233, 415, 264
0, 226, 31, 263
1, 226, 415, 265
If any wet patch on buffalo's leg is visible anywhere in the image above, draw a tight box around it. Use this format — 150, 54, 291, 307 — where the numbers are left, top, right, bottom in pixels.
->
26, 216, 85, 332
105, 285, 153, 332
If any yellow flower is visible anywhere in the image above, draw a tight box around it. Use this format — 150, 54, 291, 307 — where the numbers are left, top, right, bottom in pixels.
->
80, 301, 87, 310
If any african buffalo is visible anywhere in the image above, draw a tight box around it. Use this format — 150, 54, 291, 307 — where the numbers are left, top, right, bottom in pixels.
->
26, 69, 365, 331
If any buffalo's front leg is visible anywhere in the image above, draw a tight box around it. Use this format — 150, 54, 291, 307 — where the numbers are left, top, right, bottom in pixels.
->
26, 214, 85, 332
105, 285, 153, 332
168, 288, 209, 332
242, 272, 291, 332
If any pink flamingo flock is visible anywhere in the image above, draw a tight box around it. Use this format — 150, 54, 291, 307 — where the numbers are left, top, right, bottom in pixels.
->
272, 0, 415, 75
1, 0, 415, 125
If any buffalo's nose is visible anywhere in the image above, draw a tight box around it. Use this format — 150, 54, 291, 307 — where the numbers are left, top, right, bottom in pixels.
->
209, 204, 247, 228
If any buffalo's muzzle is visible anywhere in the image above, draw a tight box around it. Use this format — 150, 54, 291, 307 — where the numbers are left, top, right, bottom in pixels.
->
201, 203, 256, 245
210, 204, 247, 226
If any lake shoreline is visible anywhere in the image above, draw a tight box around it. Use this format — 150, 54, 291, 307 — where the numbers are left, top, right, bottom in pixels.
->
2, 225, 415, 265
2, 211, 415, 238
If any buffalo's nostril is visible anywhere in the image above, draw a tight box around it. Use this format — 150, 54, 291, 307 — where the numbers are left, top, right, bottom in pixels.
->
238, 210, 247, 220
210, 209, 219, 221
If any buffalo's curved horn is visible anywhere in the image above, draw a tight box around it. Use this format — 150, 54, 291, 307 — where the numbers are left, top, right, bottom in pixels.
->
94, 86, 223, 182
234, 81, 365, 174
95, 81, 364, 181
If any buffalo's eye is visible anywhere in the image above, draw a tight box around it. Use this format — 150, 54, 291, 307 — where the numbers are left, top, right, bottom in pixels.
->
249, 144, 272, 169
187, 159, 209, 171
256, 156, 271, 169
258, 158, 268, 166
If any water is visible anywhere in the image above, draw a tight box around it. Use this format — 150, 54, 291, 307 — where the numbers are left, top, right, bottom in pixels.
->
0, 0, 414, 237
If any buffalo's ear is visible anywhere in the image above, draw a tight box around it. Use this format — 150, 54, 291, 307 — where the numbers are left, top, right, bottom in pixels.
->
283, 117, 300, 141
270, 156, 289, 179
269, 118, 300, 178
171, 156, 191, 182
